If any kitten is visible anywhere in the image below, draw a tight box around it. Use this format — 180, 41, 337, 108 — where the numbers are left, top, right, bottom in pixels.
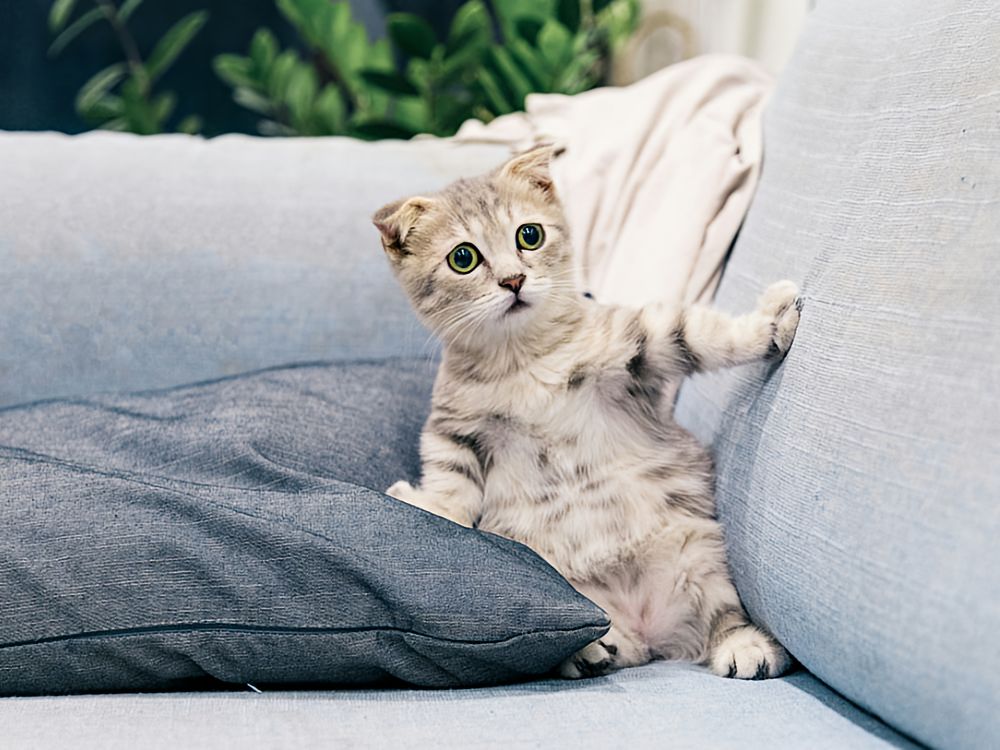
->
372, 146, 798, 679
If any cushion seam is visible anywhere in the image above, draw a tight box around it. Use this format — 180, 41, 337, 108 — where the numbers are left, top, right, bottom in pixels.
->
0, 622, 606, 651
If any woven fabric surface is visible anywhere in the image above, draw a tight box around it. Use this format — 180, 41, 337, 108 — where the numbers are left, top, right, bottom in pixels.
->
675, 2, 1000, 749
0, 360, 608, 693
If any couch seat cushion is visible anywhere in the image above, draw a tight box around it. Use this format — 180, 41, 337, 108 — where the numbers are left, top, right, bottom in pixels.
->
0, 662, 919, 750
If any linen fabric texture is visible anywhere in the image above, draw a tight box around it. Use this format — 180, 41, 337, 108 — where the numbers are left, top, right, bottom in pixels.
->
674, 2, 1000, 749
0, 360, 609, 694
0, 133, 507, 407
0, 664, 919, 750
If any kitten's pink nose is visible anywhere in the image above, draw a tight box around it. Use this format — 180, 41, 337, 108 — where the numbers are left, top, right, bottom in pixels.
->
499, 274, 526, 295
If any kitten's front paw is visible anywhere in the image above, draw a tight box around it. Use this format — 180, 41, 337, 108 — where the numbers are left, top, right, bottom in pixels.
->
386, 480, 417, 502
709, 626, 791, 680
757, 280, 801, 357
558, 639, 618, 679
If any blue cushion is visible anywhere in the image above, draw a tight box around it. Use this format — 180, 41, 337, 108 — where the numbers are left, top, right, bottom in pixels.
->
675, 2, 1000, 749
0, 662, 918, 749
0, 360, 608, 694
0, 133, 507, 407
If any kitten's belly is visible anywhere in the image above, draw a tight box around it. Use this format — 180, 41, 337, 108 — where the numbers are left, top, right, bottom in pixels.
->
476, 427, 713, 581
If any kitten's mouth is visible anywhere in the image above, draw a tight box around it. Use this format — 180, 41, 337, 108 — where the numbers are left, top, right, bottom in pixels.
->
506, 298, 530, 314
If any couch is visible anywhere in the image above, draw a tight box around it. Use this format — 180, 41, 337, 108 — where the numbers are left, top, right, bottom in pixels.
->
2, 0, 997, 748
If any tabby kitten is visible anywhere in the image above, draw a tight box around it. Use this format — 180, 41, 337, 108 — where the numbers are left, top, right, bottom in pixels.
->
373, 146, 799, 679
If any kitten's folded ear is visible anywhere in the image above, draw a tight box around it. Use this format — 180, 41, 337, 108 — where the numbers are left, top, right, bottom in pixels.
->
498, 144, 563, 199
372, 196, 434, 258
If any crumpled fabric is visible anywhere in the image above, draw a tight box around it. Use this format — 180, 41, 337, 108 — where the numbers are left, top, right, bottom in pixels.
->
452, 54, 773, 308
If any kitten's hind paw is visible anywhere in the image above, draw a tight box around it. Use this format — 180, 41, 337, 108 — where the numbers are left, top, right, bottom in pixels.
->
559, 639, 617, 679
709, 625, 791, 680
757, 280, 801, 357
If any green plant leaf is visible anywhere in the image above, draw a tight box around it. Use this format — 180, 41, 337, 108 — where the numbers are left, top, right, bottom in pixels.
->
359, 69, 419, 97
406, 57, 431, 89
48, 6, 102, 57
477, 67, 513, 115
557, 48, 601, 93
213, 54, 256, 89
151, 91, 177, 125
513, 18, 543, 45
492, 0, 555, 40
119, 0, 145, 23
233, 86, 274, 115
48, 0, 77, 33
267, 50, 298, 99
177, 114, 202, 134
285, 64, 318, 127
102, 117, 128, 131
387, 13, 436, 59
507, 38, 548, 89
259, 119, 296, 136
275, 0, 304, 34
489, 47, 533, 106
367, 37, 395, 71
321, 1, 352, 53
441, 1, 490, 82
592, 0, 641, 49
146, 11, 209, 81
446, 0, 490, 55
432, 93, 474, 135
537, 20, 573, 71
313, 85, 346, 133
120, 76, 158, 134
351, 119, 418, 141
556, 0, 581, 33
393, 97, 432, 135
335, 23, 368, 75
79, 95, 123, 123
75, 63, 126, 115
277, 0, 328, 44
250, 28, 277, 71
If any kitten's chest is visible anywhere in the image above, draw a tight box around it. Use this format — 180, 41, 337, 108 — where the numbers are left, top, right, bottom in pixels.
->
469, 367, 659, 499
472, 349, 660, 463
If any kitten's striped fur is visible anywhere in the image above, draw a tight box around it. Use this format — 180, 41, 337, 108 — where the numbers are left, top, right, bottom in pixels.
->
373, 146, 799, 679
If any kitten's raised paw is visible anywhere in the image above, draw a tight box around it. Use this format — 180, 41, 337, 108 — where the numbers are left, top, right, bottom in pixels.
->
709, 626, 791, 680
558, 639, 617, 679
758, 280, 801, 357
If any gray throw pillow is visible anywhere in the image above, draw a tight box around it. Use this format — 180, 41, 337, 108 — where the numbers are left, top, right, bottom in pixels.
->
0, 360, 608, 694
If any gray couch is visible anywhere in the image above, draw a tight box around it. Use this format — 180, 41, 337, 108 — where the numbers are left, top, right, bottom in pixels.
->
2, 0, 997, 748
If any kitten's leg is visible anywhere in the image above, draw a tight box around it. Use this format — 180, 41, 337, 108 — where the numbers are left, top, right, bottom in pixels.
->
557, 579, 651, 679
706, 605, 791, 680
679, 523, 791, 679
644, 281, 801, 375
557, 624, 648, 679
385, 426, 486, 527
385, 478, 479, 527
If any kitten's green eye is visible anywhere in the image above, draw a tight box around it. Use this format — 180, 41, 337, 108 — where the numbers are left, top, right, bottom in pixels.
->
447, 243, 481, 274
516, 223, 545, 250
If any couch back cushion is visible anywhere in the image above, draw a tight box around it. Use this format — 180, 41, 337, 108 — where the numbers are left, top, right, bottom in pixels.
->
0, 132, 506, 407
674, 2, 1000, 749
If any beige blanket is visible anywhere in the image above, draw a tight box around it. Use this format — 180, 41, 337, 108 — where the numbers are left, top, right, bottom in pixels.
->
453, 55, 773, 308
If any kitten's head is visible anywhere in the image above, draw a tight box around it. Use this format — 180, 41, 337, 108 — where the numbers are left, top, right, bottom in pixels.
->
373, 146, 575, 349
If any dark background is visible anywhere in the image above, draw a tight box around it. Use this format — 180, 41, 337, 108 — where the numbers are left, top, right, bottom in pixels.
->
0, 0, 465, 135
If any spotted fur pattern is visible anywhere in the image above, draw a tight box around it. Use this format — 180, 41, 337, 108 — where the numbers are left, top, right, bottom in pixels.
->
373, 146, 798, 680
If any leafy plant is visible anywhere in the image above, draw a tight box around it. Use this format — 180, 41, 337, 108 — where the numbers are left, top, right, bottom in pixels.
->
48, 0, 208, 134
215, 0, 640, 139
